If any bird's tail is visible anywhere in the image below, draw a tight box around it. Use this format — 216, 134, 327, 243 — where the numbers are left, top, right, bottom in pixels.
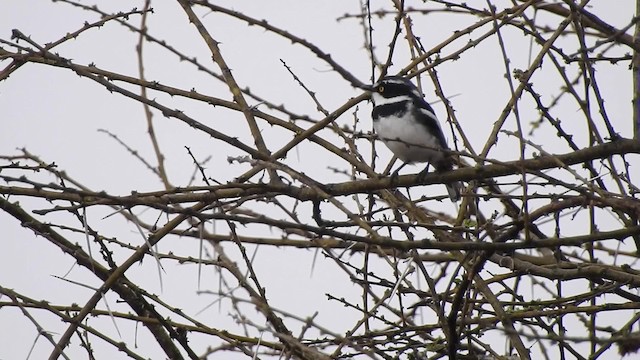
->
445, 181, 463, 202
436, 158, 463, 202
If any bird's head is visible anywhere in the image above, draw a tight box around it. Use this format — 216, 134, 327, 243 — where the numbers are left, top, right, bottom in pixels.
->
362, 76, 421, 106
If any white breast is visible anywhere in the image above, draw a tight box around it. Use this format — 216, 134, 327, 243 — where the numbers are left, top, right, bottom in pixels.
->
373, 113, 445, 164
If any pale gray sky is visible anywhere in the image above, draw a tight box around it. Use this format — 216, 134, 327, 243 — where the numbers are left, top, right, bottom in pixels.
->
1, 1, 636, 359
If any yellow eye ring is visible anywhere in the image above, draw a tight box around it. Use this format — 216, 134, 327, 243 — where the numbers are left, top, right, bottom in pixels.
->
377, 86, 385, 93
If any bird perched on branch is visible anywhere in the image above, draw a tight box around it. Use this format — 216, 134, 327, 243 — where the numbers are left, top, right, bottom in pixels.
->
365, 75, 462, 202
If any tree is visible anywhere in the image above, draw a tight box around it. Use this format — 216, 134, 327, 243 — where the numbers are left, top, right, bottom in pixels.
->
1, 1, 639, 359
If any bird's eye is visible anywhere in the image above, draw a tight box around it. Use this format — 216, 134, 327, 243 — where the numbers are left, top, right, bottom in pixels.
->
377, 86, 385, 93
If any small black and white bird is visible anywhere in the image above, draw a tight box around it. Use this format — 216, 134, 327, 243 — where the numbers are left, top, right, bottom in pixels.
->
367, 76, 462, 202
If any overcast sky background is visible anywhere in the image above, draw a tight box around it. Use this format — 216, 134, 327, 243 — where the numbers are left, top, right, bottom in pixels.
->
1, 1, 637, 359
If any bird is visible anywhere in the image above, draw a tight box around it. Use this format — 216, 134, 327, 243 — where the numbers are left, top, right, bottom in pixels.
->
366, 75, 462, 202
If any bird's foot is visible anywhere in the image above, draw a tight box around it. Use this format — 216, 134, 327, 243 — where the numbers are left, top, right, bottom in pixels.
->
416, 167, 429, 182
390, 168, 401, 184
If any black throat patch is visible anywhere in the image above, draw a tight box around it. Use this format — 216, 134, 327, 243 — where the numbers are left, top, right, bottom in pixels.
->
372, 100, 409, 120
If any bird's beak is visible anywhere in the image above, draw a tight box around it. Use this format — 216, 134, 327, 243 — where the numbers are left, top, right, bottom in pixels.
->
359, 84, 375, 92
352, 80, 375, 92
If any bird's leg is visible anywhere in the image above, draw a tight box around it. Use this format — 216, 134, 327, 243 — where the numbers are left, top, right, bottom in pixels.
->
390, 162, 408, 184
416, 163, 432, 182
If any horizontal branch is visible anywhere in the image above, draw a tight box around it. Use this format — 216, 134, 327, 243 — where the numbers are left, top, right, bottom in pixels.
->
2, 138, 638, 208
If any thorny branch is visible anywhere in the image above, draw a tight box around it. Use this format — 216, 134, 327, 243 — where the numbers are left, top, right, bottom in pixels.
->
1, 1, 639, 359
